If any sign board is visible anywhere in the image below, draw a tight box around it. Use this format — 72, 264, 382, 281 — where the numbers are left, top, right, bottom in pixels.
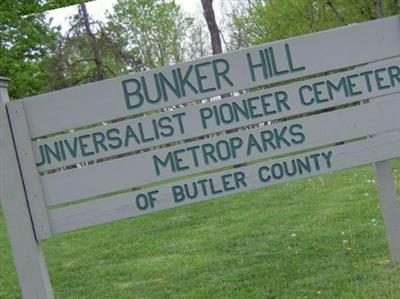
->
1, 16, 400, 299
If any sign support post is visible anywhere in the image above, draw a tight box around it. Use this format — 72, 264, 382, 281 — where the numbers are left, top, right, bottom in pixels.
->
0, 77, 54, 299
374, 160, 400, 264
371, 13, 400, 265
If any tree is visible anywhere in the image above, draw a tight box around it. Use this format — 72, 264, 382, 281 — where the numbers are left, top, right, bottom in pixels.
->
224, 0, 251, 51
388, 0, 399, 15
0, 0, 57, 98
79, 2, 105, 80
229, 0, 399, 47
42, 4, 127, 91
107, 0, 193, 70
42, 0, 195, 91
201, 0, 222, 54
187, 19, 212, 60
0, 0, 88, 98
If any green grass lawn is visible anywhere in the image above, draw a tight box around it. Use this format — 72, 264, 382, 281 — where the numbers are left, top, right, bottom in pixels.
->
1, 159, 400, 298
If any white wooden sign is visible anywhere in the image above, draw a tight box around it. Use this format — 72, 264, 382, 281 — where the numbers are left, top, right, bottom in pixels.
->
1, 16, 400, 299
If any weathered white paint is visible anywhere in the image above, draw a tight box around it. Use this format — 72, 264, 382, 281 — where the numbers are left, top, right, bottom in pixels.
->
0, 78, 54, 298
41, 94, 400, 206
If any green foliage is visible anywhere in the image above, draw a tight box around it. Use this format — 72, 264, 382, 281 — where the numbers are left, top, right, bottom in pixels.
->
108, 0, 193, 70
0, 0, 58, 98
232, 0, 399, 46
0, 1, 97, 98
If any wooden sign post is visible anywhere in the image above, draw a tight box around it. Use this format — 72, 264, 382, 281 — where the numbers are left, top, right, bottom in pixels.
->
0, 77, 53, 299
368, 13, 400, 263
375, 160, 400, 262
1, 16, 400, 298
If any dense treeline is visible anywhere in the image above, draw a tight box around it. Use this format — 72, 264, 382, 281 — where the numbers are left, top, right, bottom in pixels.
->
0, 0, 398, 99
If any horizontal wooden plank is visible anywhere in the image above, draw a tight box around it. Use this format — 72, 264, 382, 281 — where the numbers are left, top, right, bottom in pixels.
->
18, 16, 400, 138
48, 129, 400, 235
34, 56, 400, 172
41, 94, 400, 206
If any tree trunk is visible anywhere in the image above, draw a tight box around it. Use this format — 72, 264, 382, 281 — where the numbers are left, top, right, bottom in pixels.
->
79, 3, 105, 81
201, 0, 222, 54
